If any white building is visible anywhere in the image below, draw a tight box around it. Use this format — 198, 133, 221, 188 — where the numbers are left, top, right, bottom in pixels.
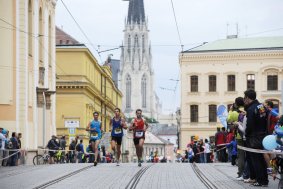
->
0, 0, 57, 149
180, 36, 283, 150
119, 0, 157, 119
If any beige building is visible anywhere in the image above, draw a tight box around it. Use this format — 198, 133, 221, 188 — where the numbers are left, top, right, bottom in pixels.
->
179, 36, 283, 150
56, 27, 123, 146
0, 0, 57, 149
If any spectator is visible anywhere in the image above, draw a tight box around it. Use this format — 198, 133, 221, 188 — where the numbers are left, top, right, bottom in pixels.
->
204, 139, 211, 163
16, 133, 22, 165
59, 135, 66, 163
76, 139, 84, 163
199, 139, 205, 163
226, 136, 237, 166
187, 146, 194, 163
68, 140, 76, 163
244, 89, 268, 187
47, 135, 60, 164
0, 128, 6, 166
9, 132, 19, 166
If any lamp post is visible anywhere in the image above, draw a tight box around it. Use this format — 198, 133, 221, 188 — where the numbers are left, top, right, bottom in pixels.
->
176, 108, 181, 149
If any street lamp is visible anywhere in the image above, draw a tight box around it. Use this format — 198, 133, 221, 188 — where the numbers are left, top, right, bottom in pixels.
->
176, 109, 181, 149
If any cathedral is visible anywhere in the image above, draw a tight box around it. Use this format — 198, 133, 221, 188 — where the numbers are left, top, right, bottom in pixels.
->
118, 0, 160, 120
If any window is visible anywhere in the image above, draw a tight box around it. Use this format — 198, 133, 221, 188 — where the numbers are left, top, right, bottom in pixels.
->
267, 75, 278, 90
209, 105, 217, 122
126, 75, 131, 108
247, 74, 255, 90
191, 75, 198, 92
227, 75, 235, 91
142, 35, 145, 52
190, 105, 198, 122
28, 0, 33, 56
209, 75, 216, 92
141, 74, 147, 108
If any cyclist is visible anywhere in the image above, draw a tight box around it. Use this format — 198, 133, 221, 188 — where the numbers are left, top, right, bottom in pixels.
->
110, 108, 127, 166
47, 135, 60, 164
86, 111, 103, 166
129, 109, 149, 167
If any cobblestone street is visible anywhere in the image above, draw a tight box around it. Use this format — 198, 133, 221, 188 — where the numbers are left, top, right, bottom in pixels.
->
0, 163, 279, 189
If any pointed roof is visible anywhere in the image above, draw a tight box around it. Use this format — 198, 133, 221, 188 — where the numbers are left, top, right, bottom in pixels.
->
127, 0, 145, 24
56, 26, 80, 46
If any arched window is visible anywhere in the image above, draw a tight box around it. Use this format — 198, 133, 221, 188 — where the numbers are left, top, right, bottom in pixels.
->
39, 7, 43, 65
126, 75, 131, 108
28, 0, 33, 56
135, 34, 138, 47
142, 35, 145, 51
141, 74, 147, 108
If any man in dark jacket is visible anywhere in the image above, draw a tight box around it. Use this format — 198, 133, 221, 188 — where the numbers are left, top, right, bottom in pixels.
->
244, 89, 268, 186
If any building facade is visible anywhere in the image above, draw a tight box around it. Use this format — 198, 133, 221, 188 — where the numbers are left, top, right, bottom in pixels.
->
180, 36, 283, 150
56, 28, 122, 145
0, 0, 57, 149
119, 0, 157, 119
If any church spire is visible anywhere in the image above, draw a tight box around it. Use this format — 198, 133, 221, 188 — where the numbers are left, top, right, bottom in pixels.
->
127, 0, 145, 24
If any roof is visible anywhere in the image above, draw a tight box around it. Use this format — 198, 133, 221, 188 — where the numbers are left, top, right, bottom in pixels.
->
184, 36, 283, 53
157, 136, 174, 145
150, 124, 177, 135
127, 0, 145, 24
56, 26, 81, 46
144, 131, 164, 144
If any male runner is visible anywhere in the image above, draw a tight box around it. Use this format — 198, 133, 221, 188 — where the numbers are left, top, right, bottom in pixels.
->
110, 108, 127, 166
86, 112, 102, 166
129, 109, 149, 167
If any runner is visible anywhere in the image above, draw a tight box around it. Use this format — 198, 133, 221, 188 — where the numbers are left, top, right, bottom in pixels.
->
110, 108, 127, 166
86, 111, 102, 166
129, 109, 149, 167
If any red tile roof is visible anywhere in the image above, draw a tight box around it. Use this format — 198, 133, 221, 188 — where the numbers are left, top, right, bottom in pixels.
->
56, 26, 80, 45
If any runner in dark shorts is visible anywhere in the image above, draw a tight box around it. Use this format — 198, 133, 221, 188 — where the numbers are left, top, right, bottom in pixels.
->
110, 108, 127, 166
129, 109, 149, 167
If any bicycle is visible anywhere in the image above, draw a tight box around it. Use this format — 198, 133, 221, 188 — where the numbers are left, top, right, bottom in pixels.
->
33, 149, 66, 165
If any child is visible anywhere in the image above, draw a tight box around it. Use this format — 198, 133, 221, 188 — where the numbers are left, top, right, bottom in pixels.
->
226, 136, 237, 166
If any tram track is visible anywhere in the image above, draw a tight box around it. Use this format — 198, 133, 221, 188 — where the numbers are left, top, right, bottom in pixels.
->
191, 163, 218, 189
33, 165, 93, 189
125, 164, 154, 189
32, 164, 153, 189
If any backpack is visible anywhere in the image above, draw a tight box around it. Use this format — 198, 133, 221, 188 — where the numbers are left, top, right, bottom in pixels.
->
76, 144, 81, 152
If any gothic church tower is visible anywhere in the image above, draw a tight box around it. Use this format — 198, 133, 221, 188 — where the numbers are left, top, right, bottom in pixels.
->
119, 0, 156, 119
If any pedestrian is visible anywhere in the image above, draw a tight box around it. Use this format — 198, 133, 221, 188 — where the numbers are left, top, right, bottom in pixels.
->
199, 139, 205, 163
226, 136, 237, 166
129, 109, 149, 167
9, 132, 19, 166
0, 128, 6, 166
59, 135, 66, 163
110, 108, 127, 166
76, 139, 84, 163
16, 133, 22, 165
86, 111, 103, 166
204, 139, 211, 163
244, 89, 268, 187
68, 139, 76, 163
46, 135, 60, 164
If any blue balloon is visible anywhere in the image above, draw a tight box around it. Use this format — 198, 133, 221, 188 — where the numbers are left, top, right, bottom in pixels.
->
262, 135, 278, 150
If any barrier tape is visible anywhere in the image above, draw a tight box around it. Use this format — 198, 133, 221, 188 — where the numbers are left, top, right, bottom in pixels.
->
0, 149, 21, 161
237, 145, 283, 155
37, 148, 99, 155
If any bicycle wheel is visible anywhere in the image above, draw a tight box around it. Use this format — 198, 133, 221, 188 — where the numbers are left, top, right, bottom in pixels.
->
33, 155, 44, 165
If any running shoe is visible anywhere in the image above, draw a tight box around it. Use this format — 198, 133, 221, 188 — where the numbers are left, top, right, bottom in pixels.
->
244, 178, 256, 183
236, 176, 244, 181
93, 161, 98, 166
138, 161, 142, 167
116, 160, 120, 166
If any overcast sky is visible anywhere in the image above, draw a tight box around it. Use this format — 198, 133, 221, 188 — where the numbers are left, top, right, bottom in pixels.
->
55, 0, 283, 114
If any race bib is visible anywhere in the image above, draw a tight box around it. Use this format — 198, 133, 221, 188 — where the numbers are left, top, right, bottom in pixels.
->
135, 131, 144, 138
90, 132, 98, 137
114, 128, 122, 134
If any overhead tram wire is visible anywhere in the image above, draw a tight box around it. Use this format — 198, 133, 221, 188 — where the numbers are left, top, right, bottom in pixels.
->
60, 0, 102, 63
170, 0, 183, 51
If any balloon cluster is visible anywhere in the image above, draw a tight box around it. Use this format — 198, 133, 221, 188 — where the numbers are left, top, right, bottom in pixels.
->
262, 110, 281, 150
